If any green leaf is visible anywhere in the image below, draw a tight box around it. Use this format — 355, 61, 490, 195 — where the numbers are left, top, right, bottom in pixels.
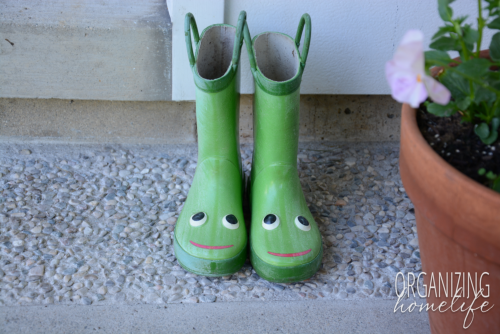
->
440, 70, 469, 99
486, 171, 498, 180
432, 25, 456, 40
455, 96, 471, 110
490, 32, 500, 61
492, 117, 500, 132
474, 85, 497, 104
463, 25, 479, 48
430, 37, 460, 51
486, 0, 500, 14
488, 17, 500, 29
475, 122, 490, 139
484, 131, 499, 145
485, 71, 500, 90
427, 102, 458, 117
462, 25, 478, 53
480, 123, 498, 145
494, 104, 500, 118
478, 168, 486, 176
438, 0, 454, 22
454, 58, 492, 79
455, 15, 468, 25
493, 178, 500, 193
464, 104, 482, 123
425, 50, 452, 65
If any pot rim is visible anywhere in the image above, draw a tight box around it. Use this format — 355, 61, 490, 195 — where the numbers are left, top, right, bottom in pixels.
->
402, 103, 500, 200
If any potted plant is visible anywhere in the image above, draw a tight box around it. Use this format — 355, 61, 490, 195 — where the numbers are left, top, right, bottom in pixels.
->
386, 1, 500, 333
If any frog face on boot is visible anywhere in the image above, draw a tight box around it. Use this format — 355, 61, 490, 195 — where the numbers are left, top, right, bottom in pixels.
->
174, 158, 247, 276
179, 209, 244, 259
260, 214, 319, 261
262, 215, 314, 257
249, 166, 322, 282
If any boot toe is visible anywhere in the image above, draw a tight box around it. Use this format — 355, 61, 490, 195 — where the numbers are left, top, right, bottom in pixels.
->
175, 159, 247, 276
250, 166, 322, 282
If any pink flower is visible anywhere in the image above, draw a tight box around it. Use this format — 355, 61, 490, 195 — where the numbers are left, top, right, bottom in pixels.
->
386, 30, 451, 108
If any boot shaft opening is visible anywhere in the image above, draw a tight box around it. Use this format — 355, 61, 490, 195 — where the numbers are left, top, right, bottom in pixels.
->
254, 33, 300, 82
197, 26, 236, 80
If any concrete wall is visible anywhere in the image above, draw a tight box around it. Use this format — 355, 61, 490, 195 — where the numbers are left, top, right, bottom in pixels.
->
0, 98, 194, 144
0, 96, 400, 145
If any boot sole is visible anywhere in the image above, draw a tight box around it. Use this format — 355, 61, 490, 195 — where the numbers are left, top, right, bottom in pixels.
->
174, 235, 247, 277
250, 243, 323, 283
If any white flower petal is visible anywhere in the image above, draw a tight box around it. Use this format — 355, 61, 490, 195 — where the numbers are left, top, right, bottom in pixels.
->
423, 75, 451, 105
400, 29, 424, 46
386, 61, 427, 107
389, 30, 426, 78
407, 82, 428, 108
385, 29, 429, 107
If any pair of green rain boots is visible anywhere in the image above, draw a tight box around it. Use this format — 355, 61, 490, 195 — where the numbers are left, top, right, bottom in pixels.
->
173, 11, 322, 283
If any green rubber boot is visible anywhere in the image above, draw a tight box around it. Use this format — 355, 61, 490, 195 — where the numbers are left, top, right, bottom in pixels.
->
244, 15, 323, 283
174, 12, 247, 276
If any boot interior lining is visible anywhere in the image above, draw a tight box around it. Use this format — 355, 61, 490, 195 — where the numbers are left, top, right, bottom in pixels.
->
197, 26, 236, 80
254, 33, 300, 82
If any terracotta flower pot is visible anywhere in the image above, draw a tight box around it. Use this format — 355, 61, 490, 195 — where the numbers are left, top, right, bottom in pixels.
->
399, 104, 500, 333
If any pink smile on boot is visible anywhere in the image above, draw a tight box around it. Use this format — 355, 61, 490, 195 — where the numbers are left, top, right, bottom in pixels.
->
190, 241, 233, 249
268, 249, 311, 257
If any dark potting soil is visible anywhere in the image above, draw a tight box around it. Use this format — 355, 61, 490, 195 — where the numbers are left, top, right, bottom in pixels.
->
417, 107, 499, 188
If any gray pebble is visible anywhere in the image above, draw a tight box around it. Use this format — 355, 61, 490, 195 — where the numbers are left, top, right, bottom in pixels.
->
168, 293, 183, 302
62, 268, 77, 276
199, 295, 216, 303
105, 280, 115, 287
81, 297, 92, 305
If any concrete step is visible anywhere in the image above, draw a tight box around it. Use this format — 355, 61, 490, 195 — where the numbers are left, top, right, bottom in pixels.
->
0, 0, 172, 101
0, 95, 400, 144
0, 300, 430, 334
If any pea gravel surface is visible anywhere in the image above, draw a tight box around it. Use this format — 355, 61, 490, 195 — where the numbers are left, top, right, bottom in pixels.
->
0, 142, 423, 306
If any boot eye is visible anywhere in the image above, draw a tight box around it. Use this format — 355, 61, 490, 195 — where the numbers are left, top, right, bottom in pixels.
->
295, 216, 311, 231
262, 214, 280, 230
190, 212, 207, 226
222, 214, 239, 229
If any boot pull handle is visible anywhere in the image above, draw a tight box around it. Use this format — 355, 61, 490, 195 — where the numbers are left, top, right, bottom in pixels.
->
185, 12, 246, 69
244, 14, 310, 72
295, 13, 311, 67
243, 22, 257, 72
232, 11, 247, 69
185, 12, 200, 67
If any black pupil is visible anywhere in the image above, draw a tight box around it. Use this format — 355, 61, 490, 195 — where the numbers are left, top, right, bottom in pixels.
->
264, 214, 277, 224
297, 216, 309, 226
226, 214, 238, 224
192, 212, 205, 221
